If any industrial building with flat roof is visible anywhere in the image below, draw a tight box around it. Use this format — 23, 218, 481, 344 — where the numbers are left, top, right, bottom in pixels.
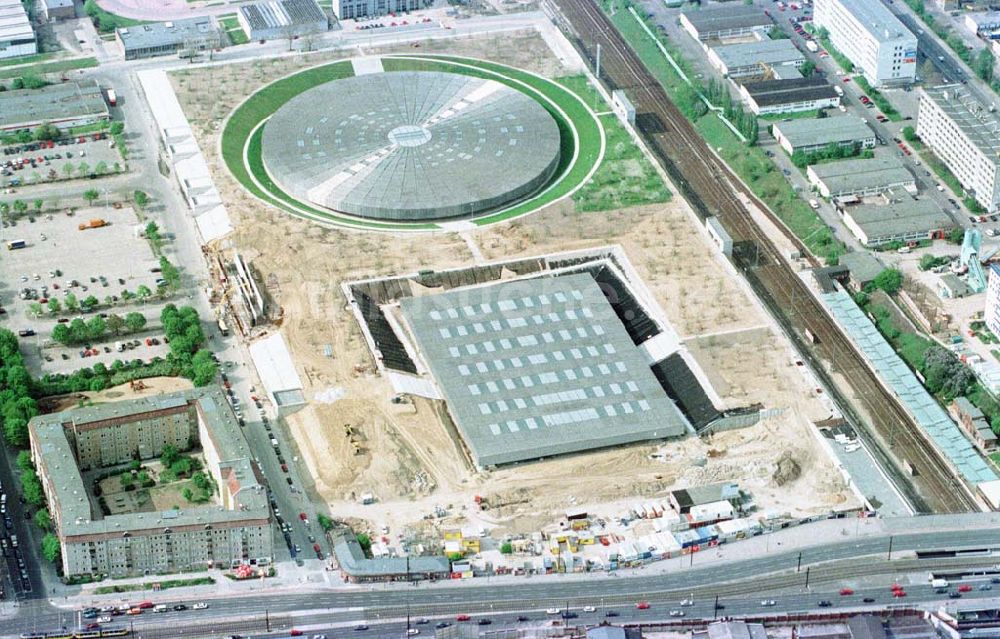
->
399, 272, 690, 467
344, 247, 719, 469
814, 0, 917, 87
237, 0, 328, 41
0, 80, 110, 133
679, 5, 772, 42
807, 156, 915, 198
772, 114, 875, 155
39, 0, 75, 21
837, 251, 885, 292
740, 77, 840, 116
917, 85, 1000, 213
117, 17, 223, 60
0, 0, 36, 60
29, 389, 272, 578
707, 39, 804, 79
840, 196, 954, 247
333, 0, 421, 20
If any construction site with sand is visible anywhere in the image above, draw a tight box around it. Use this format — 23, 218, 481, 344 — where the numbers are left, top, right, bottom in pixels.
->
169, 28, 859, 543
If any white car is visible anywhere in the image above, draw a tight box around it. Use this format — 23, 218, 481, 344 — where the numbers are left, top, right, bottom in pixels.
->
192, 602, 209, 610
98, 616, 112, 623
669, 610, 685, 617
583, 606, 596, 613
407, 630, 420, 636
680, 599, 693, 607
761, 600, 776, 607
546, 608, 561, 615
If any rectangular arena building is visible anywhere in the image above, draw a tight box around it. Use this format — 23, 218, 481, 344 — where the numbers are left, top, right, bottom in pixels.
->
397, 272, 690, 467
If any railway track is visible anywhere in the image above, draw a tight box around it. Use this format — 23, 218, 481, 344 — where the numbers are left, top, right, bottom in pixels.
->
551, 0, 978, 513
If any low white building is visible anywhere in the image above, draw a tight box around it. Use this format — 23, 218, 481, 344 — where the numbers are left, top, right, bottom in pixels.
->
679, 5, 772, 42
841, 197, 954, 247
248, 333, 306, 415
740, 77, 840, 116
772, 114, 876, 155
807, 156, 915, 198
708, 39, 804, 79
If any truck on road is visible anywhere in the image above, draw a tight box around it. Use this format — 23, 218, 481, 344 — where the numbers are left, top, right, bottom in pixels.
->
6, 240, 25, 250
78, 219, 107, 231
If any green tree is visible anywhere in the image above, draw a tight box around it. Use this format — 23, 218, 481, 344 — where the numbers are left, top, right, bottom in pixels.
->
500, 542, 513, 554
902, 126, 918, 143
356, 533, 372, 555
34, 509, 51, 532
47, 297, 61, 313
106, 314, 124, 335
124, 312, 146, 333
16, 450, 33, 473
12, 200, 27, 216
161, 445, 180, 468
32, 198, 42, 213
68, 318, 88, 343
41, 533, 61, 563
51, 323, 70, 344
317, 514, 334, 531
109, 121, 124, 135
28, 302, 43, 318
133, 190, 149, 210
976, 49, 995, 83
191, 349, 218, 386
82, 188, 99, 205
65, 292, 78, 312
948, 227, 965, 244
61, 163, 74, 179
145, 221, 160, 241
182, 487, 193, 502
800, 60, 816, 76
33, 123, 60, 141
136, 284, 152, 300
77, 162, 91, 178
159, 256, 181, 288
87, 315, 106, 339
20, 468, 44, 505
94, 161, 108, 175
82, 295, 99, 310
870, 268, 903, 295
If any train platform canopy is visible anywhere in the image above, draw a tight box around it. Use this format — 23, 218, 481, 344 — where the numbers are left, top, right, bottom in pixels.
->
399, 271, 690, 468
822, 289, 998, 487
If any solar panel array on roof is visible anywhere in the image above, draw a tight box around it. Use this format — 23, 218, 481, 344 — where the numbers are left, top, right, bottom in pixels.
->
356, 290, 417, 374
650, 353, 721, 429
238, 0, 327, 40
400, 273, 689, 467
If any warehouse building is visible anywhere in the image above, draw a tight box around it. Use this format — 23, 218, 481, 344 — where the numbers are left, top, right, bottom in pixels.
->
740, 77, 840, 116
29, 389, 272, 578
0, 80, 110, 134
0, 0, 36, 60
117, 17, 223, 60
772, 114, 876, 155
39, 0, 76, 21
679, 5, 772, 42
333, 0, 421, 20
807, 156, 915, 198
238, 0, 328, 41
814, 0, 917, 87
917, 85, 1000, 213
840, 196, 953, 247
964, 11, 1000, 37
707, 39, 804, 79
837, 251, 885, 292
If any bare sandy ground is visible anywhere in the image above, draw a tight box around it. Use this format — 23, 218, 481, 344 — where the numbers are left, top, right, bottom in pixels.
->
171, 33, 857, 538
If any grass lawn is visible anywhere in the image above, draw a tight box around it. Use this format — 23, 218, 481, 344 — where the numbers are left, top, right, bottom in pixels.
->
919, 147, 964, 199
218, 14, 239, 29
0, 52, 57, 68
84, 0, 147, 33
0, 57, 98, 80
697, 114, 843, 261
759, 109, 822, 121
93, 576, 214, 594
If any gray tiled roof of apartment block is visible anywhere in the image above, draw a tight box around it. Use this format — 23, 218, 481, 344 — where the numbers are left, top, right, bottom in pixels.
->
922, 85, 1000, 159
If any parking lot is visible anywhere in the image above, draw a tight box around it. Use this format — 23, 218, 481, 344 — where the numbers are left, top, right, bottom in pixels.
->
1, 134, 122, 190
0, 205, 173, 375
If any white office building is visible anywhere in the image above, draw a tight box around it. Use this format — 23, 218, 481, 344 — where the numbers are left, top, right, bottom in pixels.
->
814, 0, 917, 87
917, 85, 1000, 213
987, 265, 1000, 339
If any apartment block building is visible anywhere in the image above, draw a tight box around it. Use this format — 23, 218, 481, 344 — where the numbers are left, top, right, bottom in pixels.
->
917, 85, 1000, 213
29, 389, 272, 578
333, 0, 422, 20
814, 0, 917, 87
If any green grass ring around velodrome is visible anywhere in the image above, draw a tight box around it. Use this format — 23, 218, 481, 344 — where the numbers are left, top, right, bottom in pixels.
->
219, 55, 605, 231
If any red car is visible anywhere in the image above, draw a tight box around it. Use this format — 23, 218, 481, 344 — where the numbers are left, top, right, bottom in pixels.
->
456, 614, 471, 622
281, 464, 288, 473
893, 591, 907, 598
291, 631, 303, 637
636, 602, 650, 610
839, 588, 854, 596
958, 585, 972, 592
137, 601, 154, 610
313, 543, 321, 553
299, 512, 308, 521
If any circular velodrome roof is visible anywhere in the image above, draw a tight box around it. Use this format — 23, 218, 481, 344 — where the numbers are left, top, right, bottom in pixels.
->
260, 71, 563, 222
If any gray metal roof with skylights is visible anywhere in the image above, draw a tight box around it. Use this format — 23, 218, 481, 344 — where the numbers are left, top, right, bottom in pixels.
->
399, 273, 689, 467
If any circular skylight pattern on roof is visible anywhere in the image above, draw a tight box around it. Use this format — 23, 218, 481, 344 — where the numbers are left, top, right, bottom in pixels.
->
260, 71, 563, 222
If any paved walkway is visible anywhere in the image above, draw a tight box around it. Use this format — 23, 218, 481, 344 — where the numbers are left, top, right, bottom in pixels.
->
94, 0, 252, 21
